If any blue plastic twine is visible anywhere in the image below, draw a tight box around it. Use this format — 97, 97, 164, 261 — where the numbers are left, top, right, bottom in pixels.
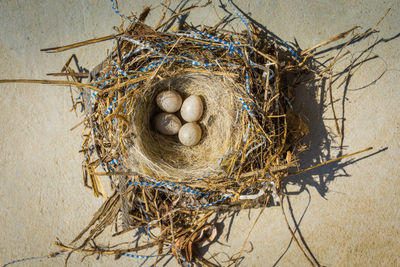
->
226, 0, 254, 46
3, 252, 67, 267
109, 0, 134, 23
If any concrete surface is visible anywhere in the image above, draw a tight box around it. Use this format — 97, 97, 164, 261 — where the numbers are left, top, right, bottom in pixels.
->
0, 0, 399, 266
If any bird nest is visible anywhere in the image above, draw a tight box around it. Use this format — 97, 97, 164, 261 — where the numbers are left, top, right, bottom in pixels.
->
0, 1, 385, 265
48, 4, 333, 266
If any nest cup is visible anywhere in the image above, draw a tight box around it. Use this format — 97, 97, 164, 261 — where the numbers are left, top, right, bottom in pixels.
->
127, 72, 242, 180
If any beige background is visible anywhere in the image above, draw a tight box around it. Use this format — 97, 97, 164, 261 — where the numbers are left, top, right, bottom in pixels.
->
0, 0, 399, 266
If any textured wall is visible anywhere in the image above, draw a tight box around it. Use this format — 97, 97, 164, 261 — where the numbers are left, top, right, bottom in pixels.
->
0, 1, 399, 266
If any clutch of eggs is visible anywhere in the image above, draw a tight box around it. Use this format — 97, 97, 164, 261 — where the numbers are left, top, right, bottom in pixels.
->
154, 90, 204, 146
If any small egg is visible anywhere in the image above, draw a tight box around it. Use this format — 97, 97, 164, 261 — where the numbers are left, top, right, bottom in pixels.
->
178, 122, 202, 146
180, 95, 203, 122
154, 113, 182, 135
156, 90, 182, 113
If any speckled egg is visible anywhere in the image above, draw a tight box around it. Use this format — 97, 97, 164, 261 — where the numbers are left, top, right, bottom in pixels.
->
154, 113, 182, 135
156, 90, 182, 113
180, 95, 203, 122
178, 122, 202, 146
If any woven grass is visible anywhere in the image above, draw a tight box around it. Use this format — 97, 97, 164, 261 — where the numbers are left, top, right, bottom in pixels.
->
53, 11, 309, 263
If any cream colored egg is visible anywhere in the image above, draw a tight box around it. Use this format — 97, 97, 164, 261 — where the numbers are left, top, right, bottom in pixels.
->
178, 122, 202, 146
154, 113, 182, 135
156, 90, 182, 113
180, 95, 203, 122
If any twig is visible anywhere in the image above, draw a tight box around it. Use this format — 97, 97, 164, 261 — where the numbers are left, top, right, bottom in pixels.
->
41, 34, 122, 53
155, 1, 212, 31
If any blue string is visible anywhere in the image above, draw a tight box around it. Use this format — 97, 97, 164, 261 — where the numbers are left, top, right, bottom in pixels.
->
238, 97, 255, 117
107, 157, 123, 174
169, 31, 244, 56
83, 144, 95, 162
281, 41, 301, 62
3, 255, 48, 266
191, 30, 244, 56
186, 194, 234, 209
109, 0, 134, 23
174, 30, 280, 73
127, 180, 212, 197
269, 69, 275, 80
122, 252, 168, 259
2, 252, 66, 267
245, 71, 251, 95
75, 91, 83, 101
181, 255, 192, 267
112, 60, 129, 76
122, 253, 152, 259
121, 32, 280, 74
121, 36, 223, 69
171, 29, 301, 68
226, 0, 253, 46
105, 97, 117, 115
155, 40, 220, 51
191, 30, 242, 46
285, 96, 294, 111
85, 121, 118, 189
